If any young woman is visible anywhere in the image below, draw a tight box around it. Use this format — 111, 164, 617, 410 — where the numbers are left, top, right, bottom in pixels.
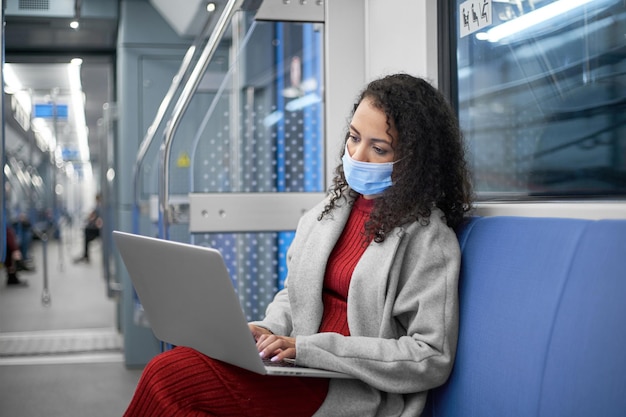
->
124, 73, 472, 417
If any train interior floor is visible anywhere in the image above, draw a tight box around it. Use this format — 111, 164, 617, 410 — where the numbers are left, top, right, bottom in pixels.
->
0, 225, 142, 417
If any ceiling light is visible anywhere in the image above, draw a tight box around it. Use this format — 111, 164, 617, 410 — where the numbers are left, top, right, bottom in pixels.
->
31, 118, 55, 151
477, 0, 596, 43
4, 64, 32, 126
207, 2, 216, 12
285, 93, 321, 112
68, 62, 90, 165
70, 20, 79, 29
4, 64, 22, 93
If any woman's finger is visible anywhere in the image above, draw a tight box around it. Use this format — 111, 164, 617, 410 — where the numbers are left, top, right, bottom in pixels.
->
257, 335, 296, 360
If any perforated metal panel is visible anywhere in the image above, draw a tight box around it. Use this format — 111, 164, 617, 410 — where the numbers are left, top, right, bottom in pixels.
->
18, 0, 49, 10
6, 0, 72, 16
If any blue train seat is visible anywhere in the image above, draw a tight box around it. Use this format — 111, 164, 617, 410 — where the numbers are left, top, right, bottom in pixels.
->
424, 216, 626, 417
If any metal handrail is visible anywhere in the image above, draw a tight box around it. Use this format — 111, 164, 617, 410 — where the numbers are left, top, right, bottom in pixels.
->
131, 13, 217, 234
158, 0, 246, 239
187, 18, 258, 192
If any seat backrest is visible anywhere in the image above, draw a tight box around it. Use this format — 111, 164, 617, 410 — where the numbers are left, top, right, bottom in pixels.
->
424, 216, 626, 417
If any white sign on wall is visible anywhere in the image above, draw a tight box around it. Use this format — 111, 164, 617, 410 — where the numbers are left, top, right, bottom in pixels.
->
459, 0, 492, 38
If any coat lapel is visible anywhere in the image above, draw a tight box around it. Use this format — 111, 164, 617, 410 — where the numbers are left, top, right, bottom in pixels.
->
289, 199, 353, 335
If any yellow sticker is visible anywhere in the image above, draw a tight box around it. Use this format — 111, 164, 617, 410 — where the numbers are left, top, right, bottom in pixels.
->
177, 151, 191, 168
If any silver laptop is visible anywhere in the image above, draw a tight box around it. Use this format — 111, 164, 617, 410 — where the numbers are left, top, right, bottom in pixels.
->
113, 230, 352, 379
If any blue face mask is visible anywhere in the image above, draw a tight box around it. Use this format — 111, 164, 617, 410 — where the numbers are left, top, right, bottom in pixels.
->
342, 145, 395, 196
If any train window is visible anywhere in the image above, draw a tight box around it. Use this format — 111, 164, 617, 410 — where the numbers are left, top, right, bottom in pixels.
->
452, 0, 626, 199
165, 16, 324, 199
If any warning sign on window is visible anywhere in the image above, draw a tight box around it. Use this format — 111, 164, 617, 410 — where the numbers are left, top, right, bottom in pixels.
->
459, 0, 492, 38
177, 151, 191, 168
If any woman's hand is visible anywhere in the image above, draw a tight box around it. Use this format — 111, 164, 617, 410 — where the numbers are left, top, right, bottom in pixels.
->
249, 325, 296, 362
248, 324, 273, 341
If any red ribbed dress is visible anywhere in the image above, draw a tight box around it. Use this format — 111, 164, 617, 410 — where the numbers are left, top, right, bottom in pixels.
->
123, 197, 375, 417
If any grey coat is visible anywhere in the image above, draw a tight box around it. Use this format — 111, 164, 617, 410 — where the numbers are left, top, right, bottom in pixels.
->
251, 195, 460, 416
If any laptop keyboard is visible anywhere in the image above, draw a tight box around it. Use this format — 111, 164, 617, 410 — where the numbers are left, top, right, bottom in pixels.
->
262, 357, 297, 368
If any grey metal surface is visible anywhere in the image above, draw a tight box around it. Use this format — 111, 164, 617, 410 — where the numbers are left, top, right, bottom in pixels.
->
324, 0, 366, 189
189, 192, 325, 232
255, 0, 325, 23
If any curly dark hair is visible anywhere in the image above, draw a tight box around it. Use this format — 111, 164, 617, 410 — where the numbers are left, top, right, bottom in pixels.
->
319, 74, 473, 242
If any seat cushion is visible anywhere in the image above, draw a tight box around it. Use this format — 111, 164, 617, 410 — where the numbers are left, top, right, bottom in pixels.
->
538, 219, 626, 416
427, 216, 591, 416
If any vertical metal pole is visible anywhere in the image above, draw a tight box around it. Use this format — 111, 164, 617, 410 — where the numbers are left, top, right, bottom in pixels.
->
41, 232, 51, 306
52, 102, 63, 273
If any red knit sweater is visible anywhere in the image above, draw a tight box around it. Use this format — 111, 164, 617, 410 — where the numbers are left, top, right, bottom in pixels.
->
319, 196, 375, 335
